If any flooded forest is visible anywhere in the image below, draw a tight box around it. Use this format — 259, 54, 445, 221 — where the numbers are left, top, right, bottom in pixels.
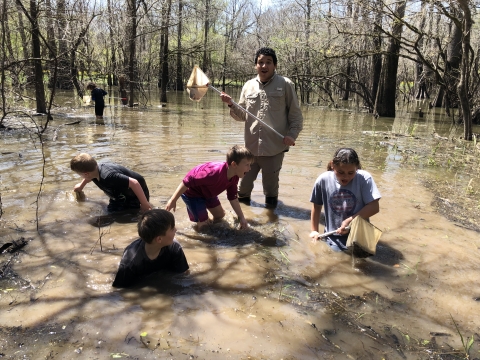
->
1, 0, 480, 358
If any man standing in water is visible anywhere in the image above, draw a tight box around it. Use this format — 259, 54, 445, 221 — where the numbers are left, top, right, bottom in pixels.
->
220, 47, 303, 208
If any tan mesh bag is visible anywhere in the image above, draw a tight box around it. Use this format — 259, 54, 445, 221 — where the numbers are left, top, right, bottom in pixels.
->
186, 65, 210, 102
346, 216, 382, 257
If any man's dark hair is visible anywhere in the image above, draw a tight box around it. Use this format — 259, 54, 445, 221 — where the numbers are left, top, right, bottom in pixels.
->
137, 209, 175, 243
254, 47, 277, 66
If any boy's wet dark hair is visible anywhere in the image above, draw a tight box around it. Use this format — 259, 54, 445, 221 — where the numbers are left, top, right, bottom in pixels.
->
226, 145, 254, 166
327, 148, 362, 170
137, 209, 175, 243
254, 47, 277, 66
70, 153, 98, 173
86, 82, 97, 90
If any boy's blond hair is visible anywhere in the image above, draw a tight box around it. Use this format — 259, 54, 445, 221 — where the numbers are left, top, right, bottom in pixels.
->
70, 153, 98, 173
226, 145, 254, 165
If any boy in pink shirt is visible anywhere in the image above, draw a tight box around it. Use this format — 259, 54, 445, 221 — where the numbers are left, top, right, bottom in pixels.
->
166, 145, 254, 231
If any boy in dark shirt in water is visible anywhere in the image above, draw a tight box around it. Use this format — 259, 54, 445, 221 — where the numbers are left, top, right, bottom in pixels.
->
70, 153, 151, 213
112, 209, 189, 288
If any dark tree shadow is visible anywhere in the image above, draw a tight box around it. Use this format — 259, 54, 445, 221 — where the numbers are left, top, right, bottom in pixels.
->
247, 199, 312, 221
177, 219, 288, 247
87, 209, 140, 227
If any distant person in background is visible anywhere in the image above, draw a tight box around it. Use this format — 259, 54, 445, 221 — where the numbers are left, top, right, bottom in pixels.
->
112, 209, 189, 288
309, 148, 381, 252
86, 82, 107, 119
70, 153, 151, 213
220, 47, 303, 208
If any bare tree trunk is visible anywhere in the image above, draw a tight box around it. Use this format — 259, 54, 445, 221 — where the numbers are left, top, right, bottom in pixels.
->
444, 15, 462, 111
56, 0, 72, 89
370, 1, 382, 111
107, 0, 118, 86
342, 60, 351, 101
2, 7, 21, 89
45, 0, 57, 88
16, 4, 32, 84
323, 0, 332, 95
457, 0, 472, 140
30, 0, 46, 114
342, 0, 353, 101
159, 0, 171, 103
1, 0, 8, 123
374, 0, 406, 118
304, 0, 311, 103
202, 0, 210, 73
71, 17, 97, 98
175, 0, 184, 91
127, 0, 137, 107
414, 0, 428, 99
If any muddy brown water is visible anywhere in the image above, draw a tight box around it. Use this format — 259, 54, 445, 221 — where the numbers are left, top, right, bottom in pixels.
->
0, 89, 479, 359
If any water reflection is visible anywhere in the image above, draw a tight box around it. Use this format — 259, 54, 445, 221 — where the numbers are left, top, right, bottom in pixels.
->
0, 88, 479, 358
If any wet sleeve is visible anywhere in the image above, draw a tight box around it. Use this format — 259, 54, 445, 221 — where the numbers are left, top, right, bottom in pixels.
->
168, 241, 189, 273
230, 84, 248, 122
112, 263, 138, 288
225, 178, 239, 201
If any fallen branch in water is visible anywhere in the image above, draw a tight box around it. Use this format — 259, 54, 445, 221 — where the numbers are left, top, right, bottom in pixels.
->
90, 220, 110, 254
65, 120, 81, 125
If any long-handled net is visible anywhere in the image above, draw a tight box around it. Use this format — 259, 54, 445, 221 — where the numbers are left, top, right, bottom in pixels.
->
186, 66, 285, 141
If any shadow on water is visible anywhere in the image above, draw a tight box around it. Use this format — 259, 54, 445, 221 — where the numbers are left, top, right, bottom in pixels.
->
2, 90, 480, 359
87, 212, 140, 227
273, 201, 312, 220
116, 271, 198, 295
347, 243, 405, 280
178, 219, 288, 247
245, 199, 311, 221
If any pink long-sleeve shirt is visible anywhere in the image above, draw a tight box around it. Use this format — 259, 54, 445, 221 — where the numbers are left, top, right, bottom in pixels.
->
183, 162, 238, 200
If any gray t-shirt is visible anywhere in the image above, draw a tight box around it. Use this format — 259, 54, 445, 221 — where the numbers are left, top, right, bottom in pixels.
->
310, 170, 381, 250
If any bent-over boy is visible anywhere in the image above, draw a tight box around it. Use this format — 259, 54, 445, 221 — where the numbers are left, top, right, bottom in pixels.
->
70, 153, 151, 213
166, 145, 254, 231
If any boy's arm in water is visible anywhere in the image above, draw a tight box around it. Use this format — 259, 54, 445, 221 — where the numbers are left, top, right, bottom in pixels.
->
74, 178, 91, 192
229, 198, 248, 229
128, 177, 151, 213
166, 182, 188, 212
338, 199, 380, 234
310, 203, 322, 241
